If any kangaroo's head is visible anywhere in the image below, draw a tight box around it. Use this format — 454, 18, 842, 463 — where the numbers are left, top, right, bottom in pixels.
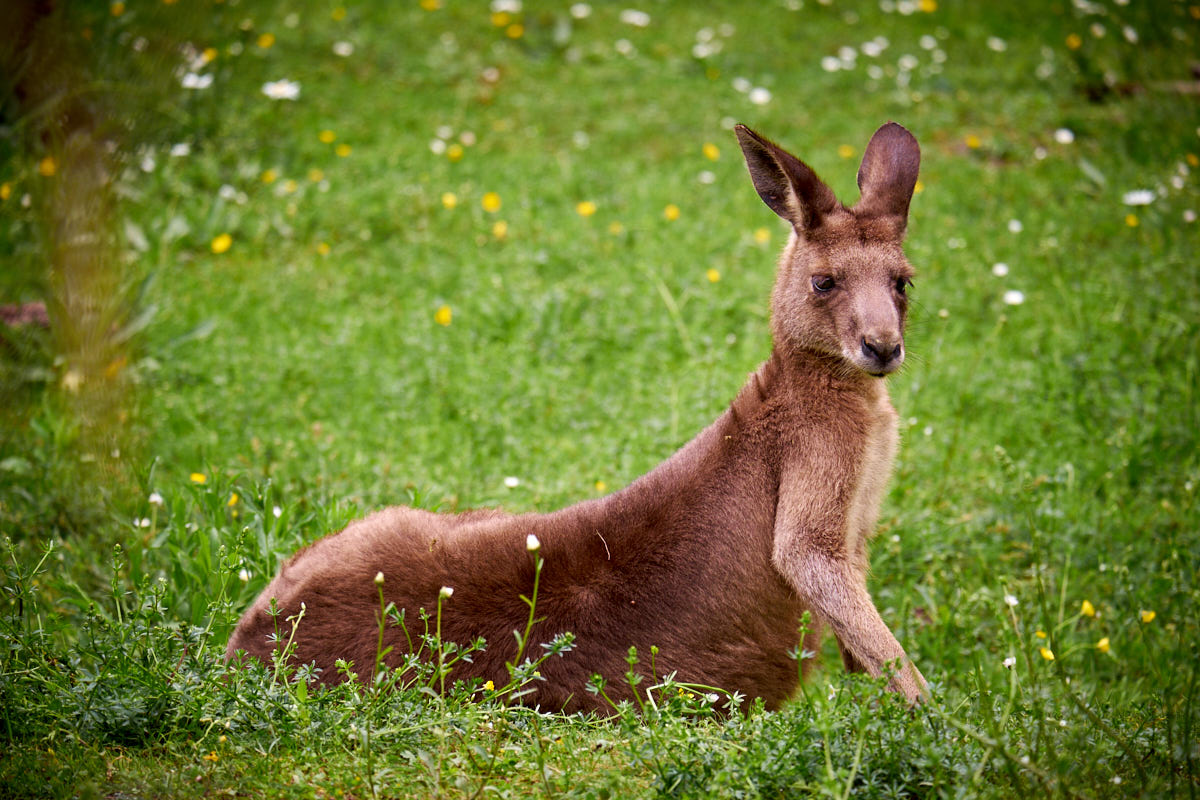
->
736, 123, 920, 377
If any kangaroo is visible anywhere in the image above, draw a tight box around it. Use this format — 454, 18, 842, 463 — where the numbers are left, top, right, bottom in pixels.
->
227, 122, 929, 710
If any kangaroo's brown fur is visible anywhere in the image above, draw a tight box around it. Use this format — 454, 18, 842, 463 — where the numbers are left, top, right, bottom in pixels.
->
226, 122, 929, 710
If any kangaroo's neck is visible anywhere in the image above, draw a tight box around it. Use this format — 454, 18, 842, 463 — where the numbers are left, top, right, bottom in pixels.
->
604, 346, 887, 507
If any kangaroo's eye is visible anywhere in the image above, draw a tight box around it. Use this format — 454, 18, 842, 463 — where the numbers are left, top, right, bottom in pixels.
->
812, 275, 836, 293
895, 277, 912, 295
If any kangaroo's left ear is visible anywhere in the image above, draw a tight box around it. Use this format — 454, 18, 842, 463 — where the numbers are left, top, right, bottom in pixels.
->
854, 122, 920, 226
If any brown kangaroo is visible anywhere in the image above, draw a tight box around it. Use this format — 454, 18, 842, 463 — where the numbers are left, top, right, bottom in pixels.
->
227, 122, 929, 710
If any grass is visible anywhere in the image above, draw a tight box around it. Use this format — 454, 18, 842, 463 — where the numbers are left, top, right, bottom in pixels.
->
1, 0, 1199, 797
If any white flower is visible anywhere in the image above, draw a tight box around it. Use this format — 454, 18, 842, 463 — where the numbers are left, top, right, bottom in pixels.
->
181, 72, 213, 90
1004, 593, 1018, 607
1184, 209, 1197, 223
148, 491, 164, 506
866, 65, 884, 80
1007, 219, 1023, 233
1054, 128, 1074, 144
705, 693, 719, 703
429, 138, 447, 155
218, 184, 238, 201
439, 586, 454, 598
261, 79, 301, 100
238, 568, 251, 582
504, 476, 521, 488
618, 9, 651, 27
614, 39, 634, 56
1003, 290, 1025, 306
569, 3, 592, 19
1122, 189, 1155, 206
748, 87, 772, 105
137, 517, 151, 528
170, 142, 191, 157
332, 41, 355, 57
140, 154, 156, 173
459, 130, 477, 146
987, 36, 1007, 52
992, 262, 1009, 277
731, 76, 751, 93
491, 0, 522, 12
1003, 656, 1016, 669
526, 534, 541, 551
821, 56, 841, 72
861, 40, 883, 57
919, 35, 937, 50
698, 170, 715, 185
374, 571, 384, 585
273, 505, 283, 518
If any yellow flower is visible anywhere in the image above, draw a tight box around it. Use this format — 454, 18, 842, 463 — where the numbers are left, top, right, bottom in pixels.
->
0, 182, 11, 201
1096, 637, 1110, 653
1187, 153, 1199, 167
319, 129, 337, 144
1035, 630, 1047, 639
706, 268, 720, 283
203, 751, 219, 763
218, 735, 227, 744
190, 472, 207, 484
1066, 33, 1082, 50
211, 233, 232, 254
434, 305, 452, 326
261, 168, 277, 184
1125, 214, 1138, 227
1039, 647, 1055, 661
420, 0, 441, 9
754, 227, 770, 244
594, 480, 607, 492
1081, 600, 1096, 617
664, 203, 681, 221
965, 134, 982, 150
918, 0, 937, 10
316, 241, 331, 255
576, 200, 597, 217
608, 221, 624, 235
492, 220, 508, 240
1139, 609, 1155, 623
202, 47, 218, 64
484, 679, 495, 691
506, 23, 524, 39
111, 2, 125, 16
308, 168, 324, 183
447, 143, 464, 162
481, 191, 502, 212
227, 493, 239, 507
491, 11, 511, 26
441, 192, 458, 209
837, 144, 855, 159
38, 156, 57, 177
702, 142, 720, 161
283, 179, 298, 194
257, 33, 275, 49
335, 143, 352, 158
331, 6, 347, 21
913, 179, 925, 194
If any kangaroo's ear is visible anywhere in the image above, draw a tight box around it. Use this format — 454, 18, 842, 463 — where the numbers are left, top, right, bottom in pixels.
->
735, 125, 838, 231
854, 122, 920, 225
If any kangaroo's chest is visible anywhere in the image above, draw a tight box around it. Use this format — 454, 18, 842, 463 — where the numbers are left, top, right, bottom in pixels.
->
843, 390, 900, 561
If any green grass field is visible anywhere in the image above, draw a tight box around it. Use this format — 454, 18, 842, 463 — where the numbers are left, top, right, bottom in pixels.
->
2, 0, 1199, 797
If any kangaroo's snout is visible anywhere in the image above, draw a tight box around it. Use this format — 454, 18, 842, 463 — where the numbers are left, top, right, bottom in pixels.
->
860, 336, 903, 375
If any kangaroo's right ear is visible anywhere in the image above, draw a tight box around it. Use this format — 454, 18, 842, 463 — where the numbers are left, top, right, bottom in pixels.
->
735, 125, 838, 231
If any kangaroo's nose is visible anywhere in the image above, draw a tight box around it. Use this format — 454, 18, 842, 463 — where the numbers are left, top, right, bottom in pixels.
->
862, 337, 902, 365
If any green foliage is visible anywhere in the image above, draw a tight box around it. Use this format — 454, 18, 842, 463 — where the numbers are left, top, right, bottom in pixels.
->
2, 0, 1199, 797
